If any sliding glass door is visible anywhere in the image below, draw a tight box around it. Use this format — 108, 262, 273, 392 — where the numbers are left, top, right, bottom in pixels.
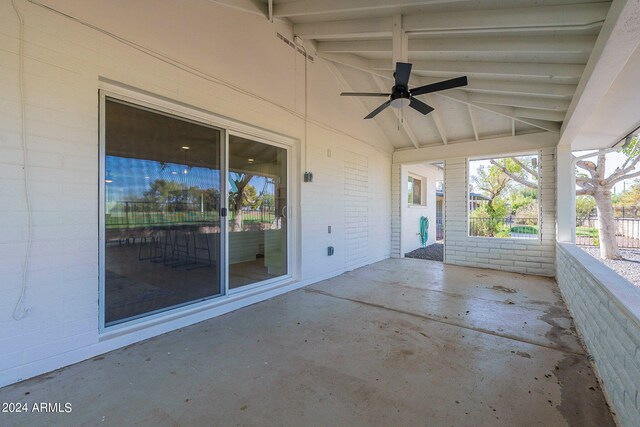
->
103, 98, 223, 326
228, 135, 288, 289
102, 96, 290, 327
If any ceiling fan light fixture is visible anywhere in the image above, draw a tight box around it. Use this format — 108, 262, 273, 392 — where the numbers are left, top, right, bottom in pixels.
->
390, 98, 410, 109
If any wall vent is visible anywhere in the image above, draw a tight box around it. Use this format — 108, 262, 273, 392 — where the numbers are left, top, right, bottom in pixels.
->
276, 33, 314, 62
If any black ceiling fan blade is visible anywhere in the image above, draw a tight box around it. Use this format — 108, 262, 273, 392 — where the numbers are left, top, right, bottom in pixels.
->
394, 62, 412, 87
410, 76, 468, 97
364, 100, 391, 119
409, 98, 434, 115
340, 92, 390, 97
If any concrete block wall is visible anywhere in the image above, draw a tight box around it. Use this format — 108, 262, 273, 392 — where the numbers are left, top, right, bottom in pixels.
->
300, 131, 391, 279
0, 1, 391, 386
557, 243, 640, 426
390, 163, 402, 258
344, 150, 370, 269
443, 147, 556, 276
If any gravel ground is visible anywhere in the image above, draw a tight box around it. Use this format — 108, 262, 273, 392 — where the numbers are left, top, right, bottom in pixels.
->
580, 246, 640, 288
405, 243, 444, 261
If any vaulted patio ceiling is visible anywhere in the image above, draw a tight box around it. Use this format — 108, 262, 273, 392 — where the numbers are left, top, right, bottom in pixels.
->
220, 0, 614, 150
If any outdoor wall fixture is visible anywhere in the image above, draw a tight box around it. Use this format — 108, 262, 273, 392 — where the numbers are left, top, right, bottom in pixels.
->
304, 171, 313, 182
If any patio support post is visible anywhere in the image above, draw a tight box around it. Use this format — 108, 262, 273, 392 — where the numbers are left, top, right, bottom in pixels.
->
556, 144, 576, 243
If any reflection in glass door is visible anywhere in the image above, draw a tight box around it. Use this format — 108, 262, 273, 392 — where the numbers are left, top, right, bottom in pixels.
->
103, 98, 223, 326
228, 135, 288, 289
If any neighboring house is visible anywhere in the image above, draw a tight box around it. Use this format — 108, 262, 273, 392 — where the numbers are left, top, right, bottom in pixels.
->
469, 192, 491, 211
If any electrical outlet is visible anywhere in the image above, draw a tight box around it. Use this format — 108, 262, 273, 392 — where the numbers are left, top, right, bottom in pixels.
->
328, 226, 331, 234
327, 149, 331, 158
304, 171, 313, 182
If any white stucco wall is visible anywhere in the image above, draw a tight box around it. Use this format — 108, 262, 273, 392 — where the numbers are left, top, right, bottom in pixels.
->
400, 164, 440, 255
0, 0, 392, 386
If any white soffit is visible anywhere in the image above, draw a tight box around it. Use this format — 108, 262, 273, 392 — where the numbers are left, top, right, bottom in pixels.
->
560, 0, 640, 150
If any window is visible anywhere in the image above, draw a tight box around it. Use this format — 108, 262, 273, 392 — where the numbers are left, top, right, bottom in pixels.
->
468, 154, 539, 239
408, 176, 424, 205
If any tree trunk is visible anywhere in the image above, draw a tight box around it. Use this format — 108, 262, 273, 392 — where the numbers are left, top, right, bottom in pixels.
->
232, 186, 244, 232
594, 188, 621, 259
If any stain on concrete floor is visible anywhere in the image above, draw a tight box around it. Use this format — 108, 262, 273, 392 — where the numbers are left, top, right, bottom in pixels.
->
0, 258, 615, 426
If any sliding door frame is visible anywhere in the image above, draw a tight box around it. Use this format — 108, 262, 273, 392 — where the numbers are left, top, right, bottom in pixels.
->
98, 82, 299, 334
225, 130, 293, 296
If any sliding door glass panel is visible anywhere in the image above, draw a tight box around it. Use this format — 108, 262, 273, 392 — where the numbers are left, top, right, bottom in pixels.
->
104, 98, 222, 326
228, 135, 287, 289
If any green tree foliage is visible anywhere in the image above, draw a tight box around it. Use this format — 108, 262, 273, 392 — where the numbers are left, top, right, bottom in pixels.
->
471, 156, 540, 237
470, 165, 511, 237
576, 195, 596, 221
131, 179, 219, 212
471, 164, 510, 216
490, 157, 538, 189
510, 187, 537, 215
258, 193, 274, 208
615, 180, 640, 207
470, 203, 510, 237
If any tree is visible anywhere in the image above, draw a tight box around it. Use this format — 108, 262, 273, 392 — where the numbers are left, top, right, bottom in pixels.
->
229, 173, 254, 231
472, 164, 511, 217
490, 157, 538, 190
573, 135, 640, 259
576, 195, 596, 222
615, 179, 640, 210
493, 135, 640, 260
510, 187, 537, 216
257, 192, 274, 209
470, 164, 512, 236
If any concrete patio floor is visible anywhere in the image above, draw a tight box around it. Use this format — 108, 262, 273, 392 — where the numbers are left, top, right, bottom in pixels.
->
0, 258, 615, 426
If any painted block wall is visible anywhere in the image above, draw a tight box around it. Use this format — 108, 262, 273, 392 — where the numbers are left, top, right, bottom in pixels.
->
390, 164, 402, 258
557, 243, 640, 427
0, 0, 391, 386
444, 147, 556, 276
400, 164, 439, 255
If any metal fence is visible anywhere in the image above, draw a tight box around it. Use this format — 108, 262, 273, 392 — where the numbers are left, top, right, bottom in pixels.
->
105, 201, 275, 228
576, 217, 640, 248
613, 206, 640, 219
469, 217, 538, 239
436, 201, 444, 240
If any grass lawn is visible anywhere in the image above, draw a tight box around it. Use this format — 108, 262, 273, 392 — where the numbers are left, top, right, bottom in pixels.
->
576, 227, 599, 238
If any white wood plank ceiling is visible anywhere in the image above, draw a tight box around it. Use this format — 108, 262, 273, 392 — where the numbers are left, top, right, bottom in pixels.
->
226, 0, 614, 150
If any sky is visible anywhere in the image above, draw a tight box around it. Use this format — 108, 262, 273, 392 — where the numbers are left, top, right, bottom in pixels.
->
105, 156, 274, 202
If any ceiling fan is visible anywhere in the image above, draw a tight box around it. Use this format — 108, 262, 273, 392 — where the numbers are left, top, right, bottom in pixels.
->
340, 62, 468, 119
